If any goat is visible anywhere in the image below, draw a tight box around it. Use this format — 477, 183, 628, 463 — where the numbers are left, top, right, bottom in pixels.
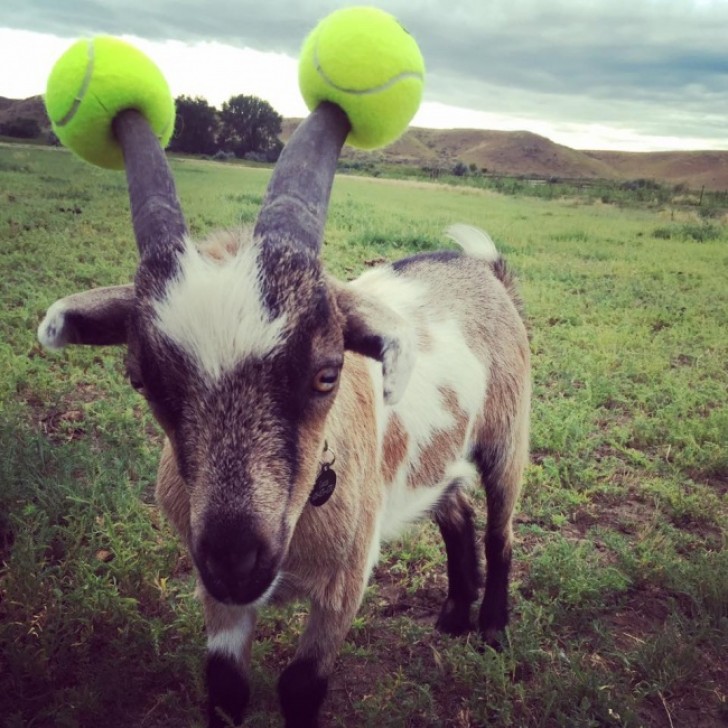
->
37, 103, 530, 728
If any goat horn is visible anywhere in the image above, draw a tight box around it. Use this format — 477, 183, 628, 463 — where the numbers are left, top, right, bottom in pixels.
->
253, 102, 351, 255
112, 109, 187, 277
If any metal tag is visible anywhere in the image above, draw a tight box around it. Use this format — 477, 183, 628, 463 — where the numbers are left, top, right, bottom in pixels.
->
310, 465, 337, 507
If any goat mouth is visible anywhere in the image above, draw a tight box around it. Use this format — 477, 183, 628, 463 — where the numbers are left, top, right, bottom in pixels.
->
194, 548, 281, 606
199, 566, 280, 606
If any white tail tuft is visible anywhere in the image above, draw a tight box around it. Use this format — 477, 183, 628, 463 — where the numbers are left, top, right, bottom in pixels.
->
37, 300, 68, 350
445, 224, 499, 263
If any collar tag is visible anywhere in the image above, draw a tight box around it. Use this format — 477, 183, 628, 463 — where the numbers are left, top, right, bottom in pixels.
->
310, 464, 336, 507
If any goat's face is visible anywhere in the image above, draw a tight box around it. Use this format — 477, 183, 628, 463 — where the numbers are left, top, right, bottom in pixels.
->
40, 233, 411, 605
127, 240, 351, 604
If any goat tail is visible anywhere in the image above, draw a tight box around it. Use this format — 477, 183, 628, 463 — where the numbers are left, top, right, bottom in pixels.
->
446, 223, 525, 319
446, 223, 499, 263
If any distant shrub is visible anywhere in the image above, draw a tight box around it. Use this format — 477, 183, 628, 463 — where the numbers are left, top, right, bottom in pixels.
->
680, 223, 722, 242
243, 150, 268, 163
620, 178, 660, 191
652, 224, 722, 242
451, 161, 469, 177
212, 149, 236, 162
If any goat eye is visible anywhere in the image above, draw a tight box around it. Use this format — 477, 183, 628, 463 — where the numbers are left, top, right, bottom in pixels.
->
312, 367, 339, 394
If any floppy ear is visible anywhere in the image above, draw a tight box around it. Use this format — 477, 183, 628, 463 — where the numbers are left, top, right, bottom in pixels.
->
38, 284, 135, 349
332, 281, 415, 405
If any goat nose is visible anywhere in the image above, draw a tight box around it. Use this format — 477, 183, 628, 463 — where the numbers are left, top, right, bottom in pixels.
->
204, 544, 259, 589
195, 524, 275, 605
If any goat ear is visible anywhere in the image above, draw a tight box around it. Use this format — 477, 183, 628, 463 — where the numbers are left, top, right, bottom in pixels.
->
38, 284, 135, 349
333, 282, 415, 405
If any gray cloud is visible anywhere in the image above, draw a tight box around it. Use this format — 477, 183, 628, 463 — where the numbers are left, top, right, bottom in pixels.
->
5, 0, 728, 148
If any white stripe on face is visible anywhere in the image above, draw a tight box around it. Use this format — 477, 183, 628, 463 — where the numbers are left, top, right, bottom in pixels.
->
153, 239, 287, 381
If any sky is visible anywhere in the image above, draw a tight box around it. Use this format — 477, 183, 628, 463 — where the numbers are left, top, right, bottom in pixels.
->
1, 0, 727, 152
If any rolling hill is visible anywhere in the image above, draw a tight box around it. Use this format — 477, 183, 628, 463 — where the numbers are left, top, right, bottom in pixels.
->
284, 118, 728, 190
3, 95, 727, 191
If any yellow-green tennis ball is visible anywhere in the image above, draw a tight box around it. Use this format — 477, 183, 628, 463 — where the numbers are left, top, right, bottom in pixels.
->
298, 6, 425, 150
45, 36, 174, 170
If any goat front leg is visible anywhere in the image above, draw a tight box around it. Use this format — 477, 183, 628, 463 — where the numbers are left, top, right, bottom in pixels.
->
200, 588, 257, 728
278, 563, 372, 728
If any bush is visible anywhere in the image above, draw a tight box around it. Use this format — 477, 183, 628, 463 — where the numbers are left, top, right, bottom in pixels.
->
452, 161, 469, 177
211, 149, 236, 162
680, 223, 722, 242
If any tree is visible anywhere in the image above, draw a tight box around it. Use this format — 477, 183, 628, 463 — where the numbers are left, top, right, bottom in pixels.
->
218, 95, 282, 159
169, 95, 219, 155
452, 160, 469, 177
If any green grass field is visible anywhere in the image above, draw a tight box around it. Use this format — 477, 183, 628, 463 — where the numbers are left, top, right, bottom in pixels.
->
1, 143, 727, 727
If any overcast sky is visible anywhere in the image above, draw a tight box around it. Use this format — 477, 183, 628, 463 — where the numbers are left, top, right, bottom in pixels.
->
2, 0, 727, 151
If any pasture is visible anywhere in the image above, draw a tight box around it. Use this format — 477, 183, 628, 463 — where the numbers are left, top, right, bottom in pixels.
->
1, 143, 726, 727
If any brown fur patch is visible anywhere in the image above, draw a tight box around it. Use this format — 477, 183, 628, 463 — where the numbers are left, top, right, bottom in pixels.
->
407, 386, 470, 488
156, 438, 192, 544
382, 414, 408, 483
196, 228, 250, 262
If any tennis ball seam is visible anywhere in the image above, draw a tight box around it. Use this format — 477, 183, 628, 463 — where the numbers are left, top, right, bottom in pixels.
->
54, 40, 95, 127
314, 45, 423, 95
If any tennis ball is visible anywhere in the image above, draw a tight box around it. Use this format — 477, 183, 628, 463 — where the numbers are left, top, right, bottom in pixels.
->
298, 6, 425, 150
45, 36, 174, 170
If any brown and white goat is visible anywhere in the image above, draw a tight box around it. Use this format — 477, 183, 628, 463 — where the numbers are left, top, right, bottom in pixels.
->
37, 104, 530, 727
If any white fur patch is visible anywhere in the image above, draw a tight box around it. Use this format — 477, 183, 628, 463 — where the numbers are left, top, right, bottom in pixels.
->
154, 239, 287, 380
379, 461, 477, 542
351, 265, 427, 315
350, 268, 423, 404
37, 299, 68, 350
446, 223, 499, 262
388, 317, 487, 482
379, 475, 450, 542
206, 609, 256, 659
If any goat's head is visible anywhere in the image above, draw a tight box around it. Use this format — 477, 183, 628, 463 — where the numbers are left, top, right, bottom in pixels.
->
39, 103, 414, 605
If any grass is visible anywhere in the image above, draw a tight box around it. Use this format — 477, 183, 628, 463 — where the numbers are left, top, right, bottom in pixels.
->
1, 144, 727, 727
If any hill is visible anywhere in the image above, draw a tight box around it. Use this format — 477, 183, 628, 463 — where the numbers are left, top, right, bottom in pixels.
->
0, 96, 49, 132
283, 118, 728, 190
586, 150, 728, 191
4, 96, 727, 190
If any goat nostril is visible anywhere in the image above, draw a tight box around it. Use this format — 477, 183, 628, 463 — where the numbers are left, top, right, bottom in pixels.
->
202, 545, 260, 590
235, 546, 259, 579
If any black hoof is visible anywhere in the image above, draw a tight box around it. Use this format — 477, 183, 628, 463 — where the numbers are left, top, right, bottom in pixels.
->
206, 653, 250, 727
435, 597, 473, 636
278, 658, 328, 728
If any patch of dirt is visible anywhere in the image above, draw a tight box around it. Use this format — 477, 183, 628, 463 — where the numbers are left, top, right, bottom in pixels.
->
572, 493, 660, 538
22, 382, 105, 443
690, 469, 728, 496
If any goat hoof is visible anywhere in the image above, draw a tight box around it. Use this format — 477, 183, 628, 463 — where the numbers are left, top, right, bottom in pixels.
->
435, 598, 473, 636
478, 624, 507, 653
206, 653, 249, 727
279, 658, 328, 728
